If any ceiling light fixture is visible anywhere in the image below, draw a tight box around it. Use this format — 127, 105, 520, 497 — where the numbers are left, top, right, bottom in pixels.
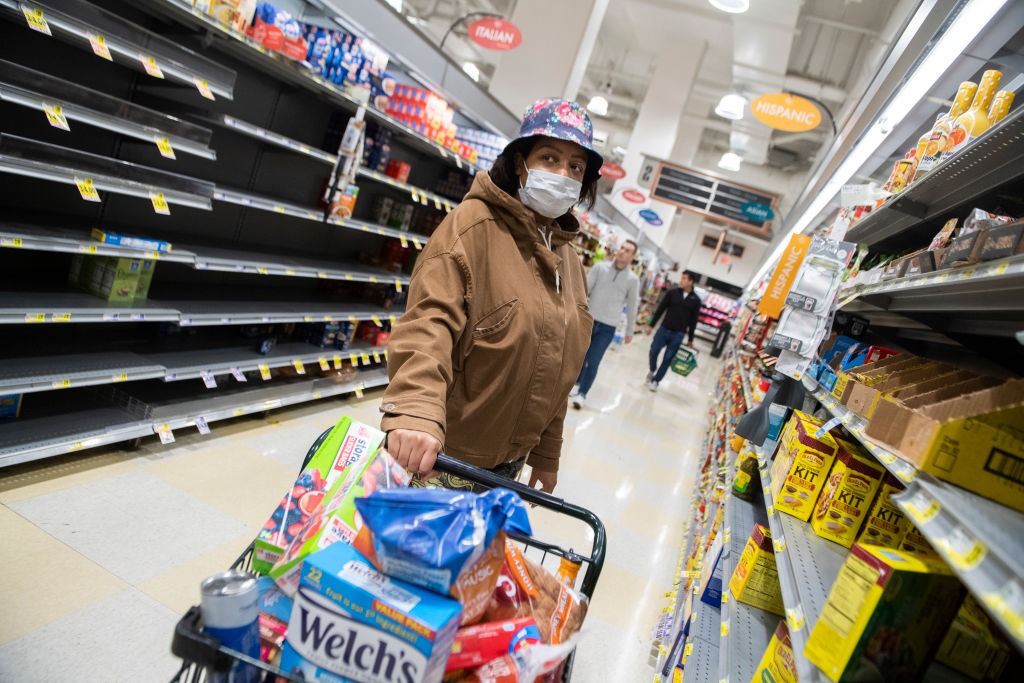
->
715, 93, 746, 120
462, 62, 480, 82
587, 95, 609, 117
749, 0, 1010, 287
709, 0, 750, 14
718, 152, 743, 172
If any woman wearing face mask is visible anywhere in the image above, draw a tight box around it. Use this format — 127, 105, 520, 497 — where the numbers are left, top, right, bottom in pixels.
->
379, 98, 603, 494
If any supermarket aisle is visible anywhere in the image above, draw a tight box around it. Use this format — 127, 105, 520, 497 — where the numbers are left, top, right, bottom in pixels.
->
0, 338, 720, 682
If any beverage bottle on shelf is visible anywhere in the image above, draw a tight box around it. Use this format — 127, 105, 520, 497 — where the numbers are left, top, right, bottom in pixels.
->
988, 90, 1015, 126
883, 149, 917, 194
948, 69, 1003, 153
910, 80, 977, 182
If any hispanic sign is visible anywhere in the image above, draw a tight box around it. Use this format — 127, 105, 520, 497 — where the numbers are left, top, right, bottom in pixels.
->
757, 234, 812, 319
467, 18, 522, 50
650, 162, 778, 235
751, 93, 821, 132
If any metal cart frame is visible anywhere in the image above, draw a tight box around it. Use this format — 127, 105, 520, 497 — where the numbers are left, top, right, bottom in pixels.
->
171, 428, 607, 682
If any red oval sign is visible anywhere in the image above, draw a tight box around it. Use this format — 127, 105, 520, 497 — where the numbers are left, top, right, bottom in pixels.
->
622, 189, 646, 204
467, 18, 523, 51
599, 163, 626, 180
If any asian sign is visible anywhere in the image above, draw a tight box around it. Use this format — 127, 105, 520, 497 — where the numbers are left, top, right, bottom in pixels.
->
650, 162, 779, 236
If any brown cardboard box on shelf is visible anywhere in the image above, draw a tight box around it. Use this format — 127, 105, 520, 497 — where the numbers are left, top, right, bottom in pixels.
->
830, 353, 912, 403
845, 362, 953, 419
873, 379, 1024, 512
975, 220, 1024, 262
903, 249, 939, 276
832, 354, 929, 406
939, 228, 989, 268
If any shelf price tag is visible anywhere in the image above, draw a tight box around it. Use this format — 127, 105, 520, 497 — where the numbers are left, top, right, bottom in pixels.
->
111, 372, 128, 383
419, 193, 428, 206
372, 351, 381, 363
2, 237, 24, 248
51, 378, 71, 389
292, 359, 306, 375
75, 177, 101, 202
773, 536, 786, 553
355, 384, 365, 398
989, 261, 1010, 277
902, 490, 940, 525
25, 313, 45, 323
333, 354, 342, 370
433, 198, 442, 210
371, 315, 382, 327
194, 78, 215, 101
200, 370, 217, 389
195, 416, 211, 435
150, 192, 170, 215
230, 367, 247, 383
389, 315, 397, 326
42, 103, 69, 131
412, 238, 423, 250
140, 53, 164, 78
258, 363, 271, 380
983, 580, 1024, 640
156, 423, 175, 444
318, 357, 330, 371
395, 280, 402, 293
410, 189, 420, 203
444, 200, 452, 212
348, 315, 357, 324
22, 6, 51, 35
86, 32, 112, 60
369, 276, 378, 283
785, 606, 806, 632
454, 155, 463, 169
155, 136, 176, 159
349, 353, 358, 366
400, 234, 408, 249
360, 352, 371, 365
51, 312, 71, 322
939, 526, 987, 571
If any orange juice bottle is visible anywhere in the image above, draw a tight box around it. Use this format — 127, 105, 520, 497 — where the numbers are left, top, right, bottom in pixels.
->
988, 90, 1015, 125
948, 70, 1002, 153
911, 81, 977, 181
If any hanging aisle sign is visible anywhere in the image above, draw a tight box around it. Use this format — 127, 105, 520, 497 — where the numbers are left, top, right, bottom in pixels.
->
751, 93, 821, 132
468, 18, 523, 50
638, 209, 663, 226
621, 189, 646, 204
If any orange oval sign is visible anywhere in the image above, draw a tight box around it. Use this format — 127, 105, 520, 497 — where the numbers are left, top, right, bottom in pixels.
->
751, 93, 821, 132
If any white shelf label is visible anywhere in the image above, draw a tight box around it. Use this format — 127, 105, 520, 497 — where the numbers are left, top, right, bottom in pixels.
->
156, 423, 175, 444
200, 370, 217, 389
195, 416, 211, 435
194, 78, 215, 101
230, 367, 247, 383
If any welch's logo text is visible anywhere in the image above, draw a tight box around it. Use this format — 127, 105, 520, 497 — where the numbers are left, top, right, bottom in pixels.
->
290, 586, 426, 683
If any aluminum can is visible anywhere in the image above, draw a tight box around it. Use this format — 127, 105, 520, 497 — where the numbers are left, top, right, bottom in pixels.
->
201, 569, 260, 682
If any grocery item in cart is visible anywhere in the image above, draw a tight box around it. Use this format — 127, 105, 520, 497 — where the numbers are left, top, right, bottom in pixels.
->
200, 569, 261, 683
445, 617, 542, 672
278, 541, 462, 683
449, 637, 578, 683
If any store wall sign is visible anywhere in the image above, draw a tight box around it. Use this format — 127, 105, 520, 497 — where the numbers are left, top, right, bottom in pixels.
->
741, 201, 775, 222
599, 163, 626, 180
751, 93, 821, 132
757, 233, 812, 319
701, 234, 745, 258
651, 162, 778, 235
622, 189, 646, 204
638, 209, 663, 225
468, 18, 523, 51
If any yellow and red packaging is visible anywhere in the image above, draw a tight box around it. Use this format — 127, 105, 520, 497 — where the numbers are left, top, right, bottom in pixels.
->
856, 473, 910, 549
811, 439, 885, 548
728, 524, 784, 616
899, 523, 937, 557
771, 413, 838, 522
936, 594, 1012, 681
446, 617, 541, 672
751, 621, 798, 683
805, 544, 966, 683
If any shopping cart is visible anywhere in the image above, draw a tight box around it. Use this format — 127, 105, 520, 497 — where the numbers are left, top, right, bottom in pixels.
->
171, 427, 607, 682
670, 345, 699, 377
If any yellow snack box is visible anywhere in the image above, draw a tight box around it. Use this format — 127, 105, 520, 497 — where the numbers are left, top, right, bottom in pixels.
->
805, 544, 966, 683
899, 523, 937, 557
728, 524, 784, 616
811, 439, 885, 548
751, 620, 798, 683
936, 595, 1012, 681
857, 473, 910, 549
772, 416, 838, 522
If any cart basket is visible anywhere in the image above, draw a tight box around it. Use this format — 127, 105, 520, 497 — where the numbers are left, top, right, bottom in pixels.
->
671, 345, 699, 377
172, 428, 607, 682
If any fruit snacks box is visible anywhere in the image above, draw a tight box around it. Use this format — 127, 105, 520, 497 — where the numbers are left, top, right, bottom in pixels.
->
805, 544, 966, 683
856, 473, 910, 549
253, 416, 387, 574
811, 439, 885, 548
278, 542, 462, 683
728, 524, 784, 616
771, 414, 838, 522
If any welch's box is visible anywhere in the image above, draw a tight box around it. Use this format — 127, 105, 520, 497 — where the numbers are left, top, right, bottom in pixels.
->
279, 542, 462, 683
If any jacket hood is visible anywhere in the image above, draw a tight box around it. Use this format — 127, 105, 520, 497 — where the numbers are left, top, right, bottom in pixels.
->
464, 172, 580, 249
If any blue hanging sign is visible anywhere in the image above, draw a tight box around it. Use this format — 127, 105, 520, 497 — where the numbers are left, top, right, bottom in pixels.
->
741, 202, 775, 222
638, 209, 663, 226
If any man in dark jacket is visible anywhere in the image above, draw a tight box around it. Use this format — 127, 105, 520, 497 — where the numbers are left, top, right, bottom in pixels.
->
645, 271, 701, 391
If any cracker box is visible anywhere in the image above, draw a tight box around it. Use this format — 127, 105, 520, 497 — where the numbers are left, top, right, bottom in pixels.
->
936, 595, 1012, 681
805, 544, 966, 683
279, 542, 462, 683
751, 621, 798, 683
856, 473, 910, 549
811, 440, 885, 548
772, 415, 838, 522
728, 524, 784, 616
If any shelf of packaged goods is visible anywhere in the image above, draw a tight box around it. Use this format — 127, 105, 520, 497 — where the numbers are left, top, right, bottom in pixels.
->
0, 60, 217, 160
808, 384, 1024, 652
143, 0, 486, 175
0, 291, 180, 324
0, 134, 215, 211
0, 406, 152, 468
0, 0, 235, 99
719, 490, 776, 683
685, 586, 721, 683
188, 244, 410, 287
846, 107, 1024, 249
0, 351, 166, 395
755, 439, 846, 683
170, 300, 401, 328
0, 224, 194, 263
146, 341, 388, 383
356, 167, 456, 213
209, 114, 336, 165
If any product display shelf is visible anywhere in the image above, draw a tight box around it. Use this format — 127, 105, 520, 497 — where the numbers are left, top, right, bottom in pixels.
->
207, 113, 337, 165
686, 584, 721, 683
0, 133, 215, 211
170, 300, 402, 327
0, 406, 153, 468
0, 224, 195, 263
0, 0, 236, 99
0, 291, 180, 324
846, 106, 1024, 248
0, 60, 217, 159
719, 489, 776, 683
356, 167, 455, 212
0, 351, 166, 394
143, 0, 487, 175
188, 243, 410, 286
755, 440, 846, 683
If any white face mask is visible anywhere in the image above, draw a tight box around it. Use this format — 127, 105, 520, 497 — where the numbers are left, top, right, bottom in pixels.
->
518, 166, 582, 218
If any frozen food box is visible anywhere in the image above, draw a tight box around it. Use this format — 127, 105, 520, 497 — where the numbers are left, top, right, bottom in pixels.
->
278, 542, 462, 683
856, 473, 910, 549
751, 621, 798, 683
728, 524, 784, 616
811, 439, 885, 548
771, 414, 838, 522
805, 544, 966, 683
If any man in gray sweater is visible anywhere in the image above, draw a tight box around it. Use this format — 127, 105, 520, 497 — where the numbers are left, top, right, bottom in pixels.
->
572, 240, 640, 409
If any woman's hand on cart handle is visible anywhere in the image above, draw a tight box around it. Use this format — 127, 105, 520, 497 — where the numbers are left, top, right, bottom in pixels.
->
528, 468, 558, 495
387, 429, 441, 478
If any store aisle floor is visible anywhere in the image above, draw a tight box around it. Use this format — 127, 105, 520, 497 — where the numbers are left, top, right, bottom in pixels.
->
0, 337, 721, 682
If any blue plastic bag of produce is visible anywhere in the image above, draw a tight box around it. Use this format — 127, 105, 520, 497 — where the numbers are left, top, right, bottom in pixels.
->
353, 487, 532, 595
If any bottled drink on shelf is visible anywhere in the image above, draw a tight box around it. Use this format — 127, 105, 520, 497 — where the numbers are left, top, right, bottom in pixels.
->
988, 90, 1015, 126
948, 69, 1003, 153
883, 149, 917, 194
910, 81, 977, 182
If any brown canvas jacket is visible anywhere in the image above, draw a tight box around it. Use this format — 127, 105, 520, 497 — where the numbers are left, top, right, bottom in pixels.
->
379, 172, 592, 472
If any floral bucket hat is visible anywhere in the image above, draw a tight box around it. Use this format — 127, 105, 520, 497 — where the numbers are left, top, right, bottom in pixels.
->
506, 98, 604, 171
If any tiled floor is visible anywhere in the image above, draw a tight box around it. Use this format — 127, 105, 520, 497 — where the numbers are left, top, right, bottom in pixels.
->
0, 337, 721, 682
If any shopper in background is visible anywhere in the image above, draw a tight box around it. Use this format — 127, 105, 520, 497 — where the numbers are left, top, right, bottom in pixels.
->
646, 271, 701, 391
380, 98, 603, 495
571, 240, 640, 409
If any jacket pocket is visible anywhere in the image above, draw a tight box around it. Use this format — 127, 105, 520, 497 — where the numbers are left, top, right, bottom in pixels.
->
473, 298, 520, 338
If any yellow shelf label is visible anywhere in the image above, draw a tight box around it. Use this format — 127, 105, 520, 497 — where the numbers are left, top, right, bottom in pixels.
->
303, 315, 313, 322
150, 192, 170, 215
348, 315, 357, 323
786, 606, 806, 631
413, 238, 423, 250
23, 7, 51, 35
112, 373, 128, 383
273, 205, 285, 213
410, 189, 420, 203
389, 315, 397, 326
444, 200, 452, 212
42, 103, 69, 131
317, 271, 328, 279
766, 504, 775, 516
292, 359, 306, 374
259, 363, 271, 380
323, 315, 333, 322
940, 527, 988, 572
140, 53, 164, 78
354, 385, 364, 398
361, 353, 370, 365
333, 354, 342, 370
372, 351, 381, 363
194, 78, 215, 100
285, 269, 296, 276
25, 313, 45, 323
87, 32, 112, 60
904, 494, 941, 525
400, 235, 408, 248
773, 537, 787, 553
155, 136, 176, 159
349, 353, 358, 366
419, 193, 428, 206
345, 274, 354, 281
318, 357, 330, 371
395, 280, 402, 292
51, 313, 71, 322
371, 315, 382, 326
52, 379, 71, 389
720, 621, 729, 636
256, 267, 268, 275
2, 237, 24, 248
990, 261, 1010, 276
433, 198, 442, 210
